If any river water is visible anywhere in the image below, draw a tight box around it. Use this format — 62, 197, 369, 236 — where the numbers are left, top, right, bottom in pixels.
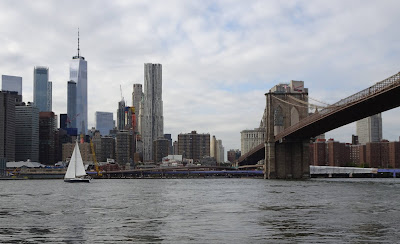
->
0, 178, 399, 243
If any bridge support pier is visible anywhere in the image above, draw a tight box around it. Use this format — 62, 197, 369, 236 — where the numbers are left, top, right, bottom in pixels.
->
265, 139, 310, 179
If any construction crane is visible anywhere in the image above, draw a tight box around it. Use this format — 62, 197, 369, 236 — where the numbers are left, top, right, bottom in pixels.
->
90, 139, 102, 177
65, 113, 80, 128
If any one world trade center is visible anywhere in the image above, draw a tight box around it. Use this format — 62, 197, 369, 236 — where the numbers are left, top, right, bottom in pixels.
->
69, 30, 88, 135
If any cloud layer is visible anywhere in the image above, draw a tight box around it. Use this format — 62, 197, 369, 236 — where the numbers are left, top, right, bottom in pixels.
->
1, 0, 400, 155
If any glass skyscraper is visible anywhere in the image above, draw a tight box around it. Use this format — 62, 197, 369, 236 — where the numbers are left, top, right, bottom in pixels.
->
356, 113, 382, 145
95, 111, 114, 136
33, 67, 51, 112
69, 31, 88, 135
2, 75, 22, 95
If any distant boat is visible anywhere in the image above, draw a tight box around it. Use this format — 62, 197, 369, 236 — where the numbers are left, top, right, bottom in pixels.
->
64, 141, 90, 183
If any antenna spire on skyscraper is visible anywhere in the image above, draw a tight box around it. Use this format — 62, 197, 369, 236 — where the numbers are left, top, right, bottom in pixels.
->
77, 28, 80, 58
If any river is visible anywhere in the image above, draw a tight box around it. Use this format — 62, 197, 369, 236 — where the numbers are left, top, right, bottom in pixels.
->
0, 178, 399, 243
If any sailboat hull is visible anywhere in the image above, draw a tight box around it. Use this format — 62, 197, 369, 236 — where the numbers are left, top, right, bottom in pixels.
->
64, 178, 90, 183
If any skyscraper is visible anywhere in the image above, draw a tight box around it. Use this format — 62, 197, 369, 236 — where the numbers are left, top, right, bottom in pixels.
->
69, 30, 88, 135
142, 63, 163, 162
356, 113, 382, 145
33, 66, 51, 112
67, 80, 77, 128
95, 111, 114, 136
132, 84, 142, 133
117, 99, 126, 131
15, 103, 39, 162
2, 75, 22, 102
0, 91, 17, 162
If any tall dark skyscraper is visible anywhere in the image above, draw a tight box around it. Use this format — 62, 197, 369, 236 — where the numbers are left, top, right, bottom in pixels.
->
0, 91, 17, 162
67, 80, 77, 128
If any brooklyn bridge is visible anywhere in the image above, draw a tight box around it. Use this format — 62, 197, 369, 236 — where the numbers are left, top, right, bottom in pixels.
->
238, 71, 400, 179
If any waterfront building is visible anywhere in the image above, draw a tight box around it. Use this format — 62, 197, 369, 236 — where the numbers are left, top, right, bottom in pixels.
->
67, 81, 77, 128
39, 112, 57, 165
310, 139, 326, 166
142, 63, 163, 162
0, 91, 17, 161
349, 145, 360, 165
177, 131, 210, 161
356, 114, 382, 145
69, 31, 88, 135
153, 137, 169, 163
132, 84, 142, 133
116, 130, 131, 165
33, 66, 52, 112
100, 136, 115, 162
95, 111, 114, 136
2, 75, 22, 102
389, 142, 400, 168
15, 103, 39, 162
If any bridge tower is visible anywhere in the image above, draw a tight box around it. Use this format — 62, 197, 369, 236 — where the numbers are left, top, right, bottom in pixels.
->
264, 81, 310, 179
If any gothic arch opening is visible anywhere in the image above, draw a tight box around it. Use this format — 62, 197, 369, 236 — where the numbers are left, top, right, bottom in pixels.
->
291, 107, 299, 126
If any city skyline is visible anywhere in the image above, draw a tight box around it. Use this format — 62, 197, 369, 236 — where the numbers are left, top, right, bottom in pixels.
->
1, 1, 400, 151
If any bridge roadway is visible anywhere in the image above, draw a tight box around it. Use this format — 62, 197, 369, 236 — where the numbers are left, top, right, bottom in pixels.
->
239, 71, 400, 165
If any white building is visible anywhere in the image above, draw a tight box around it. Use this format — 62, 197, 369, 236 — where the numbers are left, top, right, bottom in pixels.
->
241, 110, 266, 155
356, 113, 382, 145
141, 63, 163, 162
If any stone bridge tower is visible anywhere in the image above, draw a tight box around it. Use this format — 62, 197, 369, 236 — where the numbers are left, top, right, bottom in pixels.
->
264, 81, 310, 179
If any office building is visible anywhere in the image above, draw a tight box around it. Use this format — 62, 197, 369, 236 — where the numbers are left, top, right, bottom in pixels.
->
95, 111, 114, 136
67, 81, 77, 128
0, 91, 17, 161
60, 114, 68, 130
241, 111, 266, 155
39, 112, 57, 165
2, 75, 22, 102
116, 130, 130, 165
177, 131, 210, 161
211, 136, 224, 163
70, 31, 88, 135
153, 137, 169, 163
117, 100, 125, 131
33, 66, 51, 112
132, 84, 142, 133
101, 136, 115, 162
356, 114, 382, 145
141, 63, 163, 162
15, 103, 39, 162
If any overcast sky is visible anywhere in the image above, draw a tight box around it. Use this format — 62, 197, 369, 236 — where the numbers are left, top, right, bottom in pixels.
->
1, 0, 400, 154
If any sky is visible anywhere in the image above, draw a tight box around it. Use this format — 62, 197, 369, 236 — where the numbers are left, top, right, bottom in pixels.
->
1, 0, 400, 156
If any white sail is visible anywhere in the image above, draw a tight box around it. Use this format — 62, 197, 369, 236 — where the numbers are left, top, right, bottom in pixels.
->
64, 142, 87, 179
74, 142, 87, 177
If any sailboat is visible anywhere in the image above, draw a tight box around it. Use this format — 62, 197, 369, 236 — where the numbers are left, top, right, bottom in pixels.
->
64, 141, 90, 183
